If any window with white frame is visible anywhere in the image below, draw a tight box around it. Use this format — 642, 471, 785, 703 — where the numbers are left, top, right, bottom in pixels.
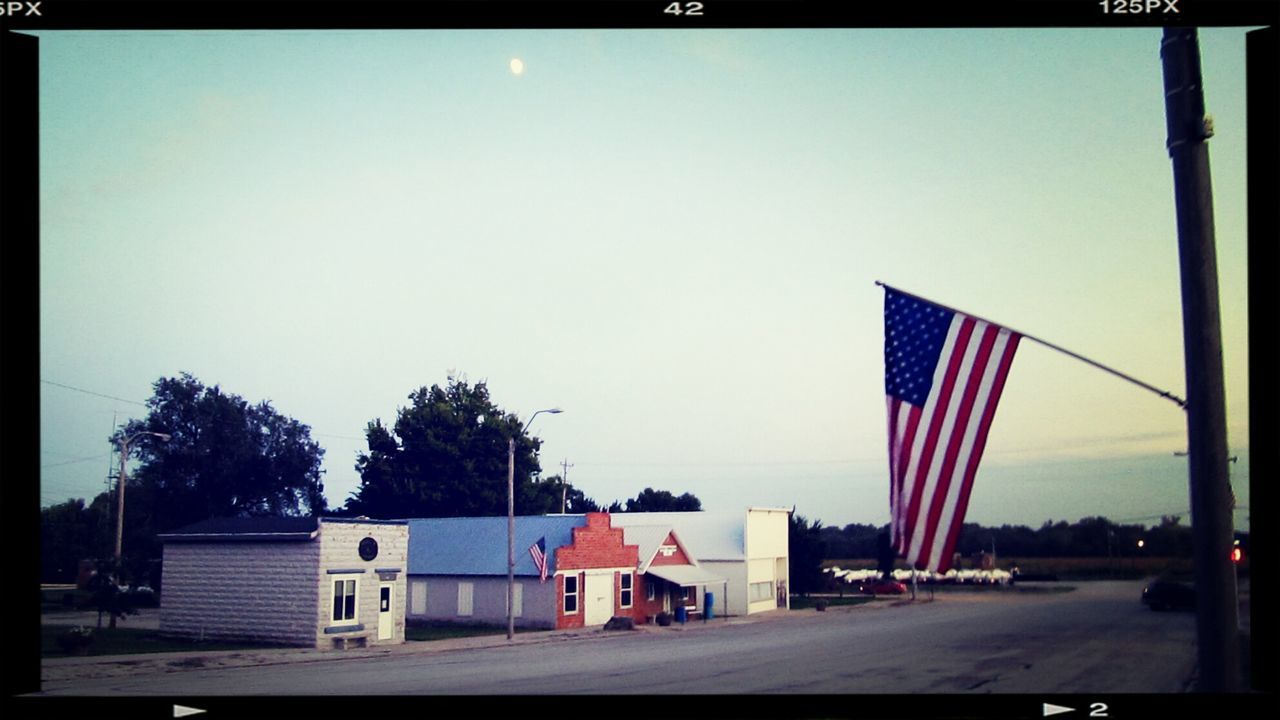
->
646, 580, 656, 602
749, 581, 774, 603
411, 579, 427, 615
620, 573, 633, 608
563, 574, 578, 614
457, 581, 474, 617
331, 577, 359, 625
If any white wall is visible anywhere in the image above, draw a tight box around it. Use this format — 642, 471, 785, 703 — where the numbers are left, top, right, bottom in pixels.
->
745, 508, 791, 612
160, 540, 321, 646
316, 520, 409, 647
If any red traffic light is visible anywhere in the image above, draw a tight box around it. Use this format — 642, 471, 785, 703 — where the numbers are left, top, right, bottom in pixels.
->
1231, 547, 1243, 563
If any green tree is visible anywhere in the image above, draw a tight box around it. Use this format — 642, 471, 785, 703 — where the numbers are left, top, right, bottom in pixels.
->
114, 373, 328, 579
346, 376, 558, 518
619, 487, 702, 513
788, 512, 826, 596
41, 497, 112, 584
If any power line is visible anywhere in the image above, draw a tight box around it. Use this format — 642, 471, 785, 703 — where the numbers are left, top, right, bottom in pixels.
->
41, 453, 112, 469
41, 379, 147, 407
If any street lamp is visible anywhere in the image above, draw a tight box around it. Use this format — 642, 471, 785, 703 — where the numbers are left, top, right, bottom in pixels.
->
114, 431, 171, 579
508, 408, 562, 641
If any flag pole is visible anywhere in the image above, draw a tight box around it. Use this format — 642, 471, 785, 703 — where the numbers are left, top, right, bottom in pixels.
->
875, 281, 1187, 410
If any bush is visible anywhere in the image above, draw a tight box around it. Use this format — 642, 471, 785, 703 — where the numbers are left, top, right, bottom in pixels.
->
656, 612, 673, 627
128, 586, 159, 608
55, 626, 94, 654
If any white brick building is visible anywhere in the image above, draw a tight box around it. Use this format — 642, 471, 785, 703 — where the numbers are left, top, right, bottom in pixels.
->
158, 517, 409, 650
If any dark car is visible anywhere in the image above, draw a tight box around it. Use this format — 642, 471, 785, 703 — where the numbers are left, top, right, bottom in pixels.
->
1142, 578, 1196, 611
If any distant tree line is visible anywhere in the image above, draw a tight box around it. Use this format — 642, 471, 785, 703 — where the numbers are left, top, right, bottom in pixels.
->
817, 515, 1198, 561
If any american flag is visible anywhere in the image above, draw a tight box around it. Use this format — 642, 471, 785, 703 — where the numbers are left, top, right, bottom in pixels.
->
529, 536, 548, 583
884, 287, 1020, 573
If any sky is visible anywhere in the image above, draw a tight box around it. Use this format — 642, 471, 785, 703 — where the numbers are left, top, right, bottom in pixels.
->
34, 27, 1254, 532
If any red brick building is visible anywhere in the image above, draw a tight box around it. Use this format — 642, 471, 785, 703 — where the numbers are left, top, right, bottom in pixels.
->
554, 512, 725, 628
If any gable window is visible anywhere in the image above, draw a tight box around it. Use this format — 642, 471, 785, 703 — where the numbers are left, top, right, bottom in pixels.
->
564, 574, 578, 614
331, 578, 359, 625
620, 573, 633, 608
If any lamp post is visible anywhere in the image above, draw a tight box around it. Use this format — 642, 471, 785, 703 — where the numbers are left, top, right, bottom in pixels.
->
114, 431, 171, 576
508, 408, 562, 641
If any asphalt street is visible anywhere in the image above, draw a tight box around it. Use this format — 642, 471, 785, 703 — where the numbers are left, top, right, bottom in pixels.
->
36, 580, 1200, 696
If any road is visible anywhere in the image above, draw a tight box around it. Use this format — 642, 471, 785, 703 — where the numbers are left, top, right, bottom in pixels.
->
38, 580, 1196, 696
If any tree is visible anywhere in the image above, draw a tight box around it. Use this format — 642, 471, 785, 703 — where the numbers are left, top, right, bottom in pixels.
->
619, 488, 702, 513
41, 497, 112, 584
788, 512, 826, 597
114, 373, 328, 579
345, 376, 555, 518
84, 559, 137, 629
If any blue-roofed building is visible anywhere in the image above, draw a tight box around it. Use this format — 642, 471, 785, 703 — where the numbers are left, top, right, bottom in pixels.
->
404, 515, 586, 629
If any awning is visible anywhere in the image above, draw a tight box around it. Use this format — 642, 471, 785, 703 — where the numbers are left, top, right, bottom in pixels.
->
644, 564, 725, 587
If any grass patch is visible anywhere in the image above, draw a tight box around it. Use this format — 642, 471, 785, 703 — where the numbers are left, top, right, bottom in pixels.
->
42, 625, 293, 658
790, 596, 875, 610
404, 621, 515, 642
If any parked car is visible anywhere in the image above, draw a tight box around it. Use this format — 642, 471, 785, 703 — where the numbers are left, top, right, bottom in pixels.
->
1141, 578, 1196, 611
859, 579, 908, 595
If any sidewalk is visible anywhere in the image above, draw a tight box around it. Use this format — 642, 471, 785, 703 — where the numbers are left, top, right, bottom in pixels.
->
41, 609, 801, 684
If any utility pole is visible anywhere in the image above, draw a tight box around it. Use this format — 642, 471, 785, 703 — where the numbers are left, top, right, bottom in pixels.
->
1160, 27, 1240, 693
111, 430, 170, 629
559, 458, 574, 514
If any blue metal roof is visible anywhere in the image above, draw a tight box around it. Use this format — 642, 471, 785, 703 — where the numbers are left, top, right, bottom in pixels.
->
406, 515, 587, 576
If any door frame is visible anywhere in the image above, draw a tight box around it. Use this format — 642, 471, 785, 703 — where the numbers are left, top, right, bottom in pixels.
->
378, 582, 395, 640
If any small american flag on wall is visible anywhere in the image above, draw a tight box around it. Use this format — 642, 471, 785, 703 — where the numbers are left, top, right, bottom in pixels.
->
529, 536, 548, 583
884, 286, 1020, 573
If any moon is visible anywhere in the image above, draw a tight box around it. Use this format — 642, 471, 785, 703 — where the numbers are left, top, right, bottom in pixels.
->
509, 58, 525, 76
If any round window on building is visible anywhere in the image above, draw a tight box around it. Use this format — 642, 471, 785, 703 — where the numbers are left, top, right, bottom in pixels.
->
359, 537, 379, 561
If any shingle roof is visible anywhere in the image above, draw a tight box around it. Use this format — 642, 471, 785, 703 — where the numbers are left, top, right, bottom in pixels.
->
406, 515, 587, 576
609, 511, 746, 560
158, 516, 320, 543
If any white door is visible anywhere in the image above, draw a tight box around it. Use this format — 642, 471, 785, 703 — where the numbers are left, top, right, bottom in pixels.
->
584, 571, 614, 626
378, 583, 394, 640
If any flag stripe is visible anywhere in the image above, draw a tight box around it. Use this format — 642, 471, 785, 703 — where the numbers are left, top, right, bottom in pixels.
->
901, 316, 962, 558
914, 321, 997, 568
887, 398, 922, 555
933, 331, 1020, 570
922, 324, 1006, 570
926, 325, 1005, 570
905, 317, 974, 565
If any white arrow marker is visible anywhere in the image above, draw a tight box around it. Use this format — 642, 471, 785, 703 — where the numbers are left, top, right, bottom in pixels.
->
1043, 703, 1075, 717
174, 706, 206, 718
